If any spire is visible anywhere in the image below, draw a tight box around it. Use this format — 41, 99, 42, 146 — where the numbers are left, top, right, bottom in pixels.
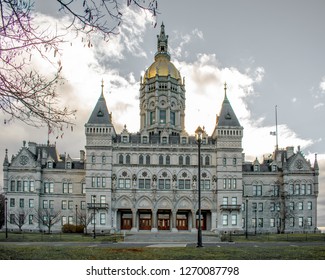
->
3, 149, 9, 166
157, 22, 169, 55
224, 82, 228, 100
101, 79, 104, 98
314, 153, 319, 171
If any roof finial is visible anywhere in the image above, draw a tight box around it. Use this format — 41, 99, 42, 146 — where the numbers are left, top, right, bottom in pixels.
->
224, 82, 228, 100
101, 79, 104, 97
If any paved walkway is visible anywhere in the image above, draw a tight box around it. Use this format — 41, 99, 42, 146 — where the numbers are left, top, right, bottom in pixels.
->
123, 231, 220, 244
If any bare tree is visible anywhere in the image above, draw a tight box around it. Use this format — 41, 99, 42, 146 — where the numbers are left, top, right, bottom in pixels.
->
78, 209, 92, 234
8, 208, 31, 231
34, 208, 61, 233
0, 0, 158, 129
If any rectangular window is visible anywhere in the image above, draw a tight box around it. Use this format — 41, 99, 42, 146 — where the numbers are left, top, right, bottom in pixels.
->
68, 201, 73, 210
29, 215, 33, 225
270, 202, 275, 212
231, 197, 237, 205
222, 214, 228, 226
253, 185, 262, 196
290, 217, 295, 227
17, 180, 22, 192
258, 218, 263, 227
295, 184, 300, 195
270, 218, 275, 227
289, 184, 294, 195
233, 178, 237, 189
252, 218, 256, 228
160, 110, 166, 124
307, 201, 312, 210
201, 180, 210, 190
273, 185, 279, 196
222, 197, 228, 205
62, 200, 67, 210
307, 217, 312, 226
231, 214, 237, 226
82, 183, 86, 194
100, 195, 106, 205
10, 214, 15, 224
306, 184, 312, 195
228, 178, 231, 189
170, 112, 175, 126
29, 181, 35, 192
10, 180, 15, 192
258, 202, 263, 212
289, 202, 295, 211
252, 202, 257, 212
43, 200, 48, 209
102, 177, 106, 188
49, 200, 54, 209
23, 181, 29, 192
10, 198, 15, 207
97, 177, 101, 188
298, 202, 303, 210
298, 217, 303, 227
300, 184, 306, 195
19, 198, 24, 208
223, 179, 227, 189
150, 111, 155, 125
61, 216, 67, 225
68, 216, 73, 224
100, 213, 106, 225
92, 177, 95, 188
29, 199, 34, 208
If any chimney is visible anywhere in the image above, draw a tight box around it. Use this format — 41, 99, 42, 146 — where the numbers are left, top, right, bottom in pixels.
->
80, 150, 85, 162
286, 146, 294, 159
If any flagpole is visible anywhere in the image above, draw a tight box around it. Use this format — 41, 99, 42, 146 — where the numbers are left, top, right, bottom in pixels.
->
275, 105, 278, 151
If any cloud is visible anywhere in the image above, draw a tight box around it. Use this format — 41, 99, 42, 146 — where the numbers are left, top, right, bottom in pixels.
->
320, 77, 325, 92
314, 103, 324, 109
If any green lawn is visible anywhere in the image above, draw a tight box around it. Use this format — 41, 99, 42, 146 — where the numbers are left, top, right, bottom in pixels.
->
0, 244, 325, 260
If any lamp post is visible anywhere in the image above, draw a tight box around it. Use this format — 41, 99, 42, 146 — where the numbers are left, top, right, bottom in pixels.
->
245, 198, 248, 239
5, 197, 8, 239
92, 195, 96, 239
75, 204, 78, 233
195, 126, 204, 247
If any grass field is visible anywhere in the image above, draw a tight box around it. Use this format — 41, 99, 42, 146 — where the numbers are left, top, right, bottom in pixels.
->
0, 232, 325, 260
0, 244, 325, 260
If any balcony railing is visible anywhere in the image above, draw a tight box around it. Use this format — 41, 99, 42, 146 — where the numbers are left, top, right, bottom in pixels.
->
220, 204, 242, 211
87, 203, 109, 210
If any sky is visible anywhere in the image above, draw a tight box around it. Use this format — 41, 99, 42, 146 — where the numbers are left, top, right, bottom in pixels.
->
1, 0, 324, 228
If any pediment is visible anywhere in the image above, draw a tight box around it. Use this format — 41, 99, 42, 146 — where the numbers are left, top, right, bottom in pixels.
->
288, 154, 311, 172
11, 148, 36, 168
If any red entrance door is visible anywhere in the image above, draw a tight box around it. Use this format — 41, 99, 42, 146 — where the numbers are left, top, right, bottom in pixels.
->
196, 213, 206, 230
158, 213, 170, 230
121, 213, 132, 230
176, 214, 188, 230
139, 213, 152, 230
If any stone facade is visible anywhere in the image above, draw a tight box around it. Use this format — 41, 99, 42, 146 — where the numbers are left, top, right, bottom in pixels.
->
2, 24, 319, 234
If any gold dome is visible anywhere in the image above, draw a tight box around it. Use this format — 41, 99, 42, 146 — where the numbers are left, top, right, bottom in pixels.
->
145, 53, 181, 80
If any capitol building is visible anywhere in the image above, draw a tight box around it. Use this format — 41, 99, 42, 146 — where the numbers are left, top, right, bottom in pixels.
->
2, 24, 319, 234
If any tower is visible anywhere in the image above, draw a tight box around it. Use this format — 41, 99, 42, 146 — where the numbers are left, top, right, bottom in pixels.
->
212, 83, 244, 231
84, 81, 116, 232
139, 23, 186, 140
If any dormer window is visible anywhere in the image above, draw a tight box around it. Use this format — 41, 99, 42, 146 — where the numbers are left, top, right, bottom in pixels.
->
272, 164, 277, 172
122, 136, 128, 143
48, 161, 53, 169
142, 136, 148, 144
66, 162, 71, 169
254, 165, 260, 172
162, 137, 167, 144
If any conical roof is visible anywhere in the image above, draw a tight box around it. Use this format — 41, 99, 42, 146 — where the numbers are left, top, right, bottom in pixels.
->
217, 85, 241, 127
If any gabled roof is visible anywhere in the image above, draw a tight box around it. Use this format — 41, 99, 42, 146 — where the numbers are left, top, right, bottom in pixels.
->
87, 91, 112, 125
216, 92, 241, 127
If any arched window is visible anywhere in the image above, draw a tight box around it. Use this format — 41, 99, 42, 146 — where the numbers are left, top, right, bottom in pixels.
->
146, 155, 150, 165
179, 156, 184, 165
205, 156, 210, 166
119, 154, 124, 164
159, 155, 164, 165
139, 155, 144, 165
166, 155, 170, 165
186, 155, 190, 165
126, 154, 131, 164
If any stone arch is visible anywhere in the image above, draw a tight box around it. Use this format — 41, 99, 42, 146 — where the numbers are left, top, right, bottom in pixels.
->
115, 195, 134, 209
156, 196, 173, 210
136, 196, 154, 210
176, 196, 194, 210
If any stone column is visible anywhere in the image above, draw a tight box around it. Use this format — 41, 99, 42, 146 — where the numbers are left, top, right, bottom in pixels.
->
131, 208, 138, 232
191, 210, 197, 233
171, 209, 178, 232
151, 208, 158, 232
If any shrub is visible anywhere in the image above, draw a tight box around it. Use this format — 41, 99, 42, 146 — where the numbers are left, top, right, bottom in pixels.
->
62, 224, 85, 233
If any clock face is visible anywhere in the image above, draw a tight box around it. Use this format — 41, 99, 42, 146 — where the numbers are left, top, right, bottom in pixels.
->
19, 155, 29, 166
295, 159, 303, 169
